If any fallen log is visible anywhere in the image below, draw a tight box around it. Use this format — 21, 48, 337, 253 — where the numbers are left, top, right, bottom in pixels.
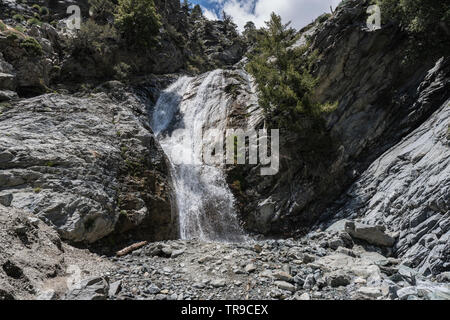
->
116, 241, 148, 257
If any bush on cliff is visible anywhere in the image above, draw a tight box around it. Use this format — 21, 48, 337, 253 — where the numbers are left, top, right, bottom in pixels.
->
247, 13, 335, 131
115, 0, 162, 50
89, 0, 115, 24
378, 0, 449, 35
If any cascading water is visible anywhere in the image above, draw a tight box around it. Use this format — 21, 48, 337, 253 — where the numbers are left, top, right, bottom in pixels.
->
152, 70, 246, 242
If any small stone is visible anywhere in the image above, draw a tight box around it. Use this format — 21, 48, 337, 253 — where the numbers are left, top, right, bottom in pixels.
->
211, 279, 226, 288
353, 277, 367, 285
272, 270, 293, 282
302, 254, 316, 263
437, 272, 450, 283
162, 267, 173, 274
260, 270, 273, 278
245, 264, 256, 273
294, 275, 305, 285
254, 244, 263, 253
303, 274, 315, 289
36, 289, 57, 300
109, 281, 122, 297
193, 283, 205, 289
327, 272, 351, 288
328, 238, 344, 250
0, 193, 13, 207
275, 281, 296, 292
171, 249, 185, 258
397, 287, 418, 300
297, 293, 310, 300
161, 247, 173, 257
147, 284, 160, 294
357, 287, 383, 298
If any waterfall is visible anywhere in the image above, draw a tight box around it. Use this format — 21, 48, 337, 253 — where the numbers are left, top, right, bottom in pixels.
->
151, 70, 246, 242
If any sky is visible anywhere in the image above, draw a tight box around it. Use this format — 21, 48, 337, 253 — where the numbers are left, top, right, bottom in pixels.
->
189, 0, 343, 31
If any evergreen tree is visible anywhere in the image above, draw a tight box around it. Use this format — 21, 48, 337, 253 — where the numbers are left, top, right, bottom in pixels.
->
247, 13, 330, 130
89, 0, 115, 24
243, 21, 259, 45
115, 0, 162, 50
181, 0, 191, 15
191, 4, 203, 20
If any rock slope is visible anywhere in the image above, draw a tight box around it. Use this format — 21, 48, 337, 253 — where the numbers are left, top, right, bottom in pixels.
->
0, 203, 115, 300
321, 98, 450, 276
102, 236, 449, 301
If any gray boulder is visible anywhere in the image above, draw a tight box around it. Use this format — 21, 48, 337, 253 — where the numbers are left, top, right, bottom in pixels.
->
345, 221, 395, 247
65, 277, 109, 300
0, 92, 177, 243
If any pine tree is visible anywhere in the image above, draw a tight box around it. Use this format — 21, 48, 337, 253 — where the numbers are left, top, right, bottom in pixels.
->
115, 0, 162, 50
191, 4, 203, 20
181, 0, 191, 15
89, 0, 115, 24
247, 13, 326, 130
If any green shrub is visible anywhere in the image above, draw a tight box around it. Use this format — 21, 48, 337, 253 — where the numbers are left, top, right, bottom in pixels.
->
40, 6, 49, 16
20, 37, 43, 56
27, 18, 42, 26
89, 0, 115, 24
15, 25, 25, 33
6, 33, 20, 42
13, 14, 25, 22
32, 4, 41, 11
113, 62, 132, 80
69, 19, 119, 56
0, 20, 6, 32
115, 0, 162, 50
378, 0, 449, 34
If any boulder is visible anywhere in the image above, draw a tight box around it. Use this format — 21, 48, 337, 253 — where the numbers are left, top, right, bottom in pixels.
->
65, 277, 109, 300
0, 93, 177, 243
345, 221, 395, 247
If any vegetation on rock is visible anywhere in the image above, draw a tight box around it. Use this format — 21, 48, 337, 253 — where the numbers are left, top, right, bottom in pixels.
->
247, 13, 335, 131
115, 0, 162, 50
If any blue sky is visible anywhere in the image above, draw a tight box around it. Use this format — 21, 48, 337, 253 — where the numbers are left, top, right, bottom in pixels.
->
188, 0, 342, 31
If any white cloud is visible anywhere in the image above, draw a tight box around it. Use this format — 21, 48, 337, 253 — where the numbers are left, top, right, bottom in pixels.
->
202, 6, 220, 20
204, 0, 343, 31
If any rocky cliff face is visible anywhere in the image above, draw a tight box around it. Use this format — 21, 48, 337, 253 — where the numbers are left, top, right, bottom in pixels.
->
0, 0, 449, 300
225, 0, 449, 276
0, 82, 178, 244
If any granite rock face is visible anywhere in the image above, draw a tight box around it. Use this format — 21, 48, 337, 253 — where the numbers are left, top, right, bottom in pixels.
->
323, 99, 450, 275
227, 0, 449, 240
0, 86, 178, 243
